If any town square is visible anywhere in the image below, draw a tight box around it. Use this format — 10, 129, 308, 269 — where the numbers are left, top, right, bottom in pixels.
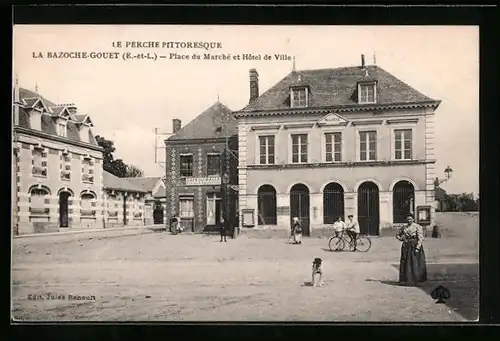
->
11, 25, 479, 322
12, 212, 477, 321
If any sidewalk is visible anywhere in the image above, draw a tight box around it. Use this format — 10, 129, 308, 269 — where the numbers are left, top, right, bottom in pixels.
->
13, 225, 164, 239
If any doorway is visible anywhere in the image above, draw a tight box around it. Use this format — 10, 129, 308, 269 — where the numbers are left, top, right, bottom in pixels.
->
393, 181, 415, 223
153, 200, 164, 224
357, 181, 380, 236
290, 183, 310, 236
59, 191, 70, 227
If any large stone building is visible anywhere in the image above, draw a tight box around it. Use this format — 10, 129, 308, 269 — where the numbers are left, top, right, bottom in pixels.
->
12, 82, 158, 235
164, 102, 238, 233
13, 83, 105, 234
234, 57, 440, 236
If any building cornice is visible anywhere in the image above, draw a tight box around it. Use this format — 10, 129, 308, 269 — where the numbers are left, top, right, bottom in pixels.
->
105, 186, 147, 194
234, 101, 441, 118
165, 135, 237, 146
14, 126, 103, 152
245, 159, 436, 170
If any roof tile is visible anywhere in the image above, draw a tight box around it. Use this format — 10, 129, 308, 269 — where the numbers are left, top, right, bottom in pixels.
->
103, 171, 147, 193
241, 65, 438, 112
167, 101, 237, 141
122, 177, 162, 192
16, 87, 99, 146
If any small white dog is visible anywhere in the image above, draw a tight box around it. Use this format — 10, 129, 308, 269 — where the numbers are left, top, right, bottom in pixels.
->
312, 258, 324, 287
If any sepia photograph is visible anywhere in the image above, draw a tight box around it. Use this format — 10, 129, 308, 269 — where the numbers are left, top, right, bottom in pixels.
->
11, 25, 479, 322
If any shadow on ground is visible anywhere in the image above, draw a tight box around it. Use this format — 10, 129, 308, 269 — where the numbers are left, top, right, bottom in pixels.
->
374, 263, 479, 321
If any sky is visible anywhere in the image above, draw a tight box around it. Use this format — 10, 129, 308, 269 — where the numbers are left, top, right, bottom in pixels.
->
13, 25, 479, 195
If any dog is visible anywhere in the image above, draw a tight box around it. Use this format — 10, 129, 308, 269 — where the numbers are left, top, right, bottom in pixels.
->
312, 258, 324, 287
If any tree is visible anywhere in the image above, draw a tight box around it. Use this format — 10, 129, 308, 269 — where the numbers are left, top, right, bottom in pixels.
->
443, 192, 479, 212
95, 135, 144, 178
112, 159, 129, 178
126, 165, 144, 177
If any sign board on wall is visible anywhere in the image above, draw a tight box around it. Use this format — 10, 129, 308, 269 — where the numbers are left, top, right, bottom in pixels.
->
416, 205, 431, 226
185, 176, 221, 186
242, 209, 255, 227
277, 206, 290, 216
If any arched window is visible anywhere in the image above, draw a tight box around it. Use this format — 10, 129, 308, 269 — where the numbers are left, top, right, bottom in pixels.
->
257, 185, 277, 225
80, 191, 96, 217
30, 187, 50, 215
393, 180, 415, 223
323, 182, 344, 224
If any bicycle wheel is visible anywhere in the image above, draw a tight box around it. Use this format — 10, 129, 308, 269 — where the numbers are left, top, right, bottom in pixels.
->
356, 236, 372, 252
329, 236, 345, 252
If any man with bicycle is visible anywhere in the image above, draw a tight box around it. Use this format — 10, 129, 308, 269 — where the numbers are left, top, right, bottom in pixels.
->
346, 214, 360, 251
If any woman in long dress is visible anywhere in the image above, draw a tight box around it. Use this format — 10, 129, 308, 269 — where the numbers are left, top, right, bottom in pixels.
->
396, 214, 428, 285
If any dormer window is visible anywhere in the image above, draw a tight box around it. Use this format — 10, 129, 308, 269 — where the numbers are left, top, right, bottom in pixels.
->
358, 82, 377, 104
57, 121, 67, 137
291, 87, 308, 108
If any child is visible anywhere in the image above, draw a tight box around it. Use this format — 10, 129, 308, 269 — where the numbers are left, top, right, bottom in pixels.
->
312, 258, 324, 287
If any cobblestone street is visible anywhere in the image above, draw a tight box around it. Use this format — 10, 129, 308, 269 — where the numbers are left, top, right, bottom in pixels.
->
11, 213, 479, 322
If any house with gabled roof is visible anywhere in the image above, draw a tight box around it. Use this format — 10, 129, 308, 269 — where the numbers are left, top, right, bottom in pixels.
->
164, 101, 238, 233
102, 171, 149, 227
122, 176, 167, 225
13, 80, 105, 235
234, 55, 441, 236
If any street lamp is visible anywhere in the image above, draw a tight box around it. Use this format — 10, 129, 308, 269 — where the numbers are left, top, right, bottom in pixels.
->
432, 166, 453, 238
434, 165, 453, 187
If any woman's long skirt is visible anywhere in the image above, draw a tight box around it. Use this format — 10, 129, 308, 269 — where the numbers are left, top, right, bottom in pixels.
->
294, 233, 302, 244
399, 241, 428, 285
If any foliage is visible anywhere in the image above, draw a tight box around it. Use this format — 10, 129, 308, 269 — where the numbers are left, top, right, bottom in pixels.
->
442, 192, 479, 212
126, 164, 144, 177
95, 135, 144, 178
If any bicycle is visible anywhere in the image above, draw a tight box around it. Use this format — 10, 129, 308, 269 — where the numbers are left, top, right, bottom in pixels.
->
328, 229, 372, 252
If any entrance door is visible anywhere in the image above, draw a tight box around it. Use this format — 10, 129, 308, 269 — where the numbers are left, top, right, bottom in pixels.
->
393, 181, 415, 223
290, 184, 310, 236
357, 182, 380, 236
153, 201, 164, 224
59, 192, 70, 227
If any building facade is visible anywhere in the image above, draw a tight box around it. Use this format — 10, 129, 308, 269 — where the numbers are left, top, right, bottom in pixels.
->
164, 103, 238, 233
102, 171, 149, 228
13, 84, 105, 235
235, 58, 440, 236
122, 176, 167, 225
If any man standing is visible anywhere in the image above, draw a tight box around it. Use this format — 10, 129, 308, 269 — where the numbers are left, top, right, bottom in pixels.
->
220, 216, 227, 242
346, 214, 360, 251
333, 216, 346, 238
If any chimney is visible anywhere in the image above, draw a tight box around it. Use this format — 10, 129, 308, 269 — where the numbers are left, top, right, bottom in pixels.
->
66, 103, 77, 114
361, 54, 366, 68
249, 68, 259, 103
172, 118, 181, 133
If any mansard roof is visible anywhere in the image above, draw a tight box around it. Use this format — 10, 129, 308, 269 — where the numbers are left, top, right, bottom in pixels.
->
238, 65, 440, 115
16, 87, 98, 146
